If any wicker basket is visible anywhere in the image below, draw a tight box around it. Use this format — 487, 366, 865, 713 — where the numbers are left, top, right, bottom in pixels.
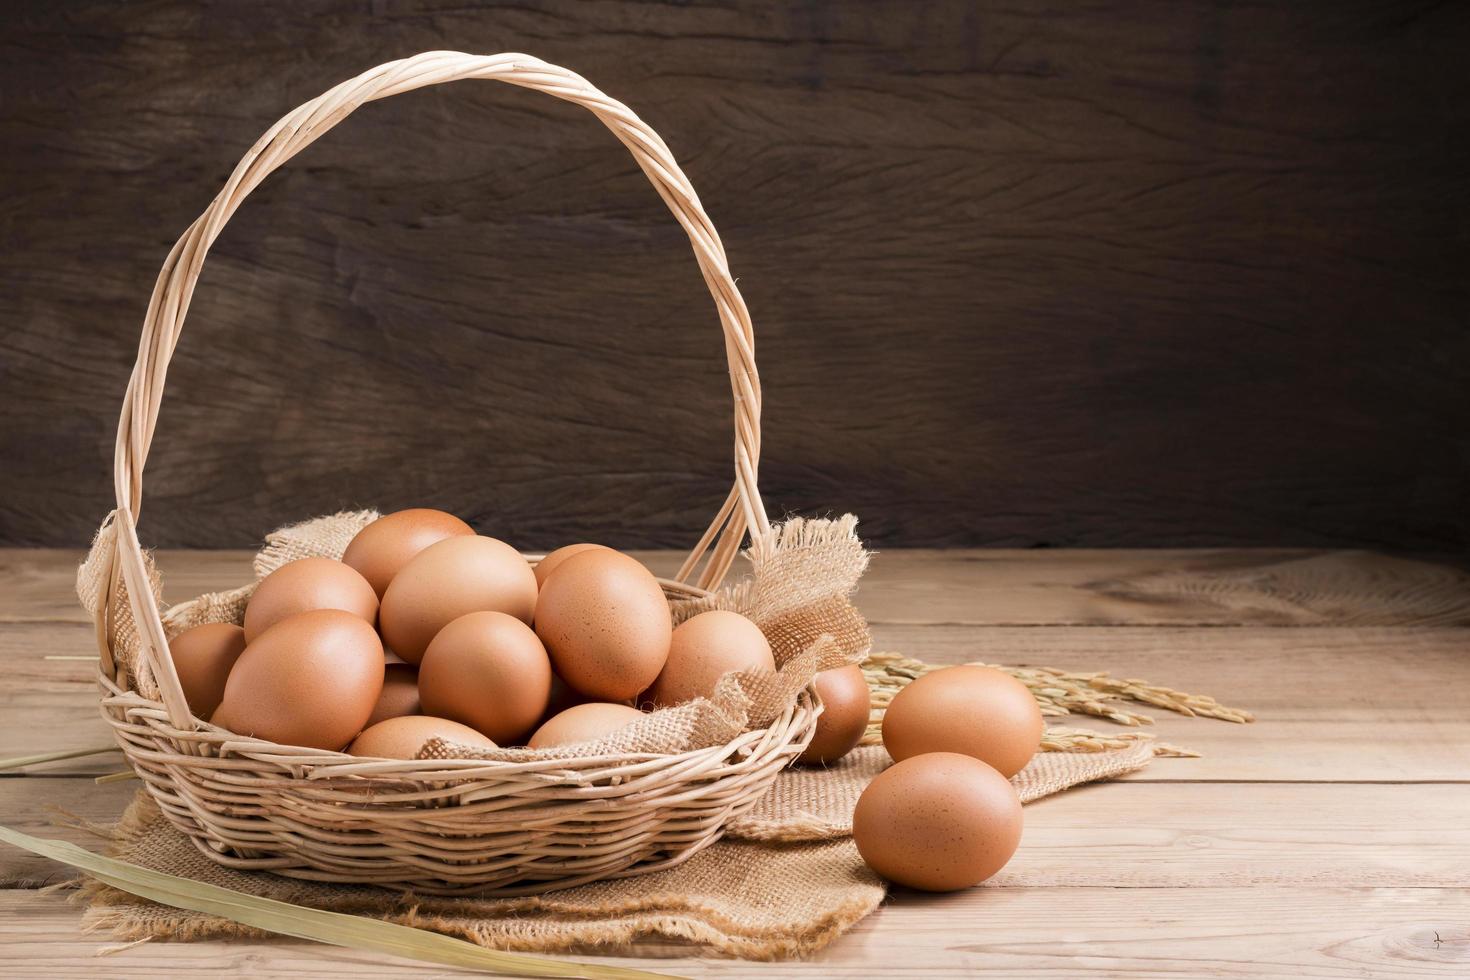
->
93, 51, 819, 896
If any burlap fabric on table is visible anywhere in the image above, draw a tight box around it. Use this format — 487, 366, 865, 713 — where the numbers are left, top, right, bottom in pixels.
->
83, 744, 1154, 958
77, 511, 1155, 956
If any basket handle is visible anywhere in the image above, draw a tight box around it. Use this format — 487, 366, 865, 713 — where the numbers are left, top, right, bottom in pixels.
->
105, 52, 767, 730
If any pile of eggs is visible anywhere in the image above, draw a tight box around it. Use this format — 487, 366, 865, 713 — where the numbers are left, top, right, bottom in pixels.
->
853, 665, 1045, 892
166, 509, 872, 765
167, 506, 1040, 895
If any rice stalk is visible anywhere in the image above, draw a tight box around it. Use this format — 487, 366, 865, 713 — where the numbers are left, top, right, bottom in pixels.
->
0, 823, 675, 979
860, 651, 1251, 755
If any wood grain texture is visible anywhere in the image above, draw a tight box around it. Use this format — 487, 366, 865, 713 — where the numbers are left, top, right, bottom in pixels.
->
7, 778, 1468, 890
2, 889, 1466, 978
875, 624, 1470, 782
11, 619, 1470, 781
3, 547, 1470, 975
6, 548, 1467, 780
3, 1, 1469, 550
8, 546, 1470, 625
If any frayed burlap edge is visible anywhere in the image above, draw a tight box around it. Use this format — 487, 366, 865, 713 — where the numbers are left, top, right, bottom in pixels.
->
76, 790, 886, 961
726, 742, 1155, 841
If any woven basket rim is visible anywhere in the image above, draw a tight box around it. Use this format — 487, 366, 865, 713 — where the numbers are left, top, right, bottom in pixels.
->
100, 664, 819, 780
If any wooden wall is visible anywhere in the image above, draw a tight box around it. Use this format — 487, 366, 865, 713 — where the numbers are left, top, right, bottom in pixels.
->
3, 1, 1467, 551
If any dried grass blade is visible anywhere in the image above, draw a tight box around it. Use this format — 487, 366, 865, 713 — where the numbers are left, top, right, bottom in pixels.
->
0, 746, 121, 772
94, 770, 140, 784
0, 823, 676, 980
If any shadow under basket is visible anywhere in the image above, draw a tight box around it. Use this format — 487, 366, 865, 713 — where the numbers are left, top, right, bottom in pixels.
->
83, 52, 865, 896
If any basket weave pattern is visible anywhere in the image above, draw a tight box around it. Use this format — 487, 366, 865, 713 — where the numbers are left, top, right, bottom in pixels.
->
89, 52, 837, 896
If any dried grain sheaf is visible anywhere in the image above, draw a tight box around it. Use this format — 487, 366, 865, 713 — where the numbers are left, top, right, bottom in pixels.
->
860, 651, 1252, 756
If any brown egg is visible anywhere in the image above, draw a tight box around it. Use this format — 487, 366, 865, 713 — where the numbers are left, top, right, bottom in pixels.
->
211, 609, 384, 750
341, 508, 474, 597
167, 622, 247, 719
797, 664, 872, 765
853, 752, 1023, 891
535, 550, 672, 701
364, 662, 421, 728
645, 610, 775, 707
882, 665, 1044, 778
534, 542, 611, 588
418, 611, 552, 745
348, 715, 495, 759
378, 535, 538, 664
528, 702, 646, 749
242, 557, 377, 642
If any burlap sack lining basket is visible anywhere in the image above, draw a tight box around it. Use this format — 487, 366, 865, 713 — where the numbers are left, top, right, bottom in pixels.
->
92, 51, 827, 897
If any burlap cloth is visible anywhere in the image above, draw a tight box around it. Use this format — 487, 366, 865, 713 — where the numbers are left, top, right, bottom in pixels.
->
76, 509, 1156, 958
82, 744, 1153, 958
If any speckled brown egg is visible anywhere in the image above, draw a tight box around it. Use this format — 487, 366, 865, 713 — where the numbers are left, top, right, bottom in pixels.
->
167, 622, 247, 719
347, 715, 495, 759
364, 662, 421, 728
534, 542, 611, 588
882, 665, 1044, 778
242, 557, 378, 642
644, 610, 775, 708
418, 611, 552, 745
528, 702, 646, 749
211, 609, 384, 750
378, 535, 538, 664
341, 508, 474, 598
534, 549, 672, 701
798, 664, 872, 765
853, 752, 1023, 891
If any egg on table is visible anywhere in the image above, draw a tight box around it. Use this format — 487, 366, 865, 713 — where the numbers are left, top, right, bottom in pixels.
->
535, 549, 672, 701
881, 664, 1044, 778
644, 610, 775, 708
211, 609, 384, 751
378, 535, 538, 664
242, 557, 378, 642
341, 508, 474, 598
853, 752, 1023, 891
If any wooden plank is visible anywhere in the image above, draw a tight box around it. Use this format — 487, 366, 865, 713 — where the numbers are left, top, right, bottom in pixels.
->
0, 549, 255, 624
2, 886, 1465, 978
0, 549, 685, 623
5, 3, 1470, 555
0, 780, 139, 887
860, 549, 1470, 627
0, 621, 121, 776
7, 616, 1466, 781
9, 547, 1470, 627
2, 547, 1467, 977
5, 778, 1467, 891
873, 623, 1470, 782
852, 887, 1470, 979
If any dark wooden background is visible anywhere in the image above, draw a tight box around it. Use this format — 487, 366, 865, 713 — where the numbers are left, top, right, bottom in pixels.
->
3, 1, 1467, 551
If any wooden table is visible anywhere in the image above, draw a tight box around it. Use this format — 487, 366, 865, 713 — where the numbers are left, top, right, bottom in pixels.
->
3, 547, 1469, 977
